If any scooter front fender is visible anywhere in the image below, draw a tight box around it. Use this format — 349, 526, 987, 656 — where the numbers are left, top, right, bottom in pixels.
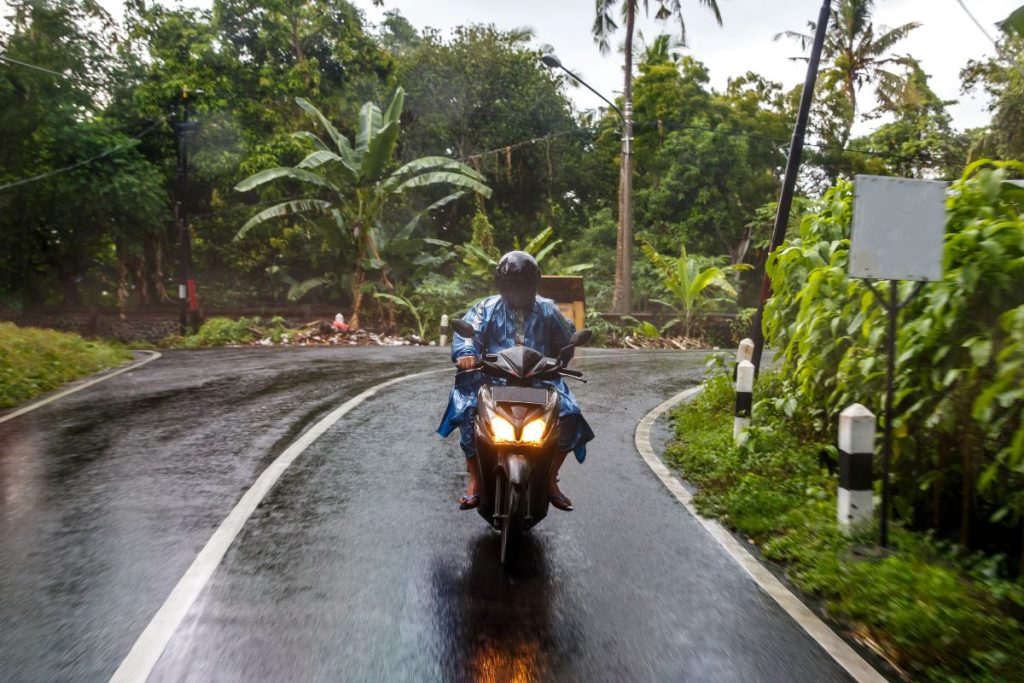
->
506, 453, 531, 490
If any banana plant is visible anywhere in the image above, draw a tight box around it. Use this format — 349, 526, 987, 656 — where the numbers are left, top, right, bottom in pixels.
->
235, 88, 491, 328
452, 226, 594, 278
641, 241, 747, 338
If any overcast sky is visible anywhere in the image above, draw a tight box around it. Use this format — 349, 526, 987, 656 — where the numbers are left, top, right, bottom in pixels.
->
352, 0, 1017, 133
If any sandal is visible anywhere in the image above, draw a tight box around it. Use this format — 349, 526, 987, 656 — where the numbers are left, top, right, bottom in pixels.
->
458, 493, 481, 510
549, 492, 574, 512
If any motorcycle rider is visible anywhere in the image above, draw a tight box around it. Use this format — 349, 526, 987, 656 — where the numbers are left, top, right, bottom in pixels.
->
437, 251, 594, 512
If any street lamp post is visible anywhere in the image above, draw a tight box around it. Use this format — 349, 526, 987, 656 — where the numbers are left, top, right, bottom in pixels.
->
541, 54, 632, 314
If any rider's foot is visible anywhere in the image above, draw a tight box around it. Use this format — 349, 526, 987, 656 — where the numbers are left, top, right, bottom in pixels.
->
460, 458, 481, 509
549, 491, 573, 511
548, 482, 573, 511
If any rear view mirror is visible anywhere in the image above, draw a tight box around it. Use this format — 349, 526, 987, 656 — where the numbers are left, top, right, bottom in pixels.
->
559, 329, 593, 362
451, 319, 475, 339
570, 329, 593, 347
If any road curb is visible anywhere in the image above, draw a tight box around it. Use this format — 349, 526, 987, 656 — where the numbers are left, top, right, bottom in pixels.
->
0, 350, 162, 425
634, 384, 886, 683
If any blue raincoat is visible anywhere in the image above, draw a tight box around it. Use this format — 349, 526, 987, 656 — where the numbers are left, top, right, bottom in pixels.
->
436, 295, 594, 462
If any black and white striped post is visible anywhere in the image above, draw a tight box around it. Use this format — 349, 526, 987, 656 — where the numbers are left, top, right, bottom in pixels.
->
439, 314, 450, 347
838, 403, 876, 532
734, 337, 754, 381
734, 360, 754, 441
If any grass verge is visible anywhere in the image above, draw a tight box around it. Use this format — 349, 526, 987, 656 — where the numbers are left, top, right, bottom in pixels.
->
666, 371, 1024, 682
0, 322, 132, 409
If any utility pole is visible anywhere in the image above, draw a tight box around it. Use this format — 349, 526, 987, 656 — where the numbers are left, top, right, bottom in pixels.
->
750, 0, 831, 372
616, 99, 634, 315
175, 86, 200, 335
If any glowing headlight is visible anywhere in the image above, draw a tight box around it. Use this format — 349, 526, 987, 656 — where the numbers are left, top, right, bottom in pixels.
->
521, 419, 546, 445
490, 416, 516, 443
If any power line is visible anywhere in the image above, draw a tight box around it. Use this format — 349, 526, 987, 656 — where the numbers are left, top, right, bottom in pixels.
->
954, 0, 998, 47
0, 54, 69, 78
0, 119, 164, 193
455, 118, 961, 173
954, 0, 1024, 82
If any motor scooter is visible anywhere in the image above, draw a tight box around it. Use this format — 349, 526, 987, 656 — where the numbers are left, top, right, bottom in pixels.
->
450, 319, 591, 567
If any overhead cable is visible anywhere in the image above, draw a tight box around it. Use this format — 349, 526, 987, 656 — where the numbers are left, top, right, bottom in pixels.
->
0, 119, 163, 193
0, 54, 69, 78
457, 118, 961, 171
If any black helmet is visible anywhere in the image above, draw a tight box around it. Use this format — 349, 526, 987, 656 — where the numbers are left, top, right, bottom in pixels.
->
495, 251, 540, 310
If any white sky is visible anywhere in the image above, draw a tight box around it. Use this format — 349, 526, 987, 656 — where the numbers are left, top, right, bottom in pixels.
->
352, 0, 1017, 133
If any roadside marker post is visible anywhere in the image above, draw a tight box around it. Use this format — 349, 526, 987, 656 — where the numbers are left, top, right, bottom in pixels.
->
734, 360, 754, 442
734, 337, 754, 381
850, 175, 946, 547
838, 404, 876, 532
439, 314, 450, 348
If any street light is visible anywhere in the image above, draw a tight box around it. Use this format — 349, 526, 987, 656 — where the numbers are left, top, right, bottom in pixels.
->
541, 52, 633, 315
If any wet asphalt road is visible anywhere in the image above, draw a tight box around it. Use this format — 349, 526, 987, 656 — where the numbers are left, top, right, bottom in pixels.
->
0, 347, 851, 682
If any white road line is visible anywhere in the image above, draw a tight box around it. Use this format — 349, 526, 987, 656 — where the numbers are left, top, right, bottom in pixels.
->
110, 367, 448, 683
0, 350, 161, 425
634, 386, 886, 683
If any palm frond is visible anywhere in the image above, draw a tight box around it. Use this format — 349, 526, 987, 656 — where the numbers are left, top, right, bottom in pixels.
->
287, 276, 331, 301
294, 98, 354, 160
234, 166, 339, 194
361, 120, 400, 181
355, 101, 383, 154
398, 191, 466, 238
235, 199, 333, 240
394, 171, 492, 197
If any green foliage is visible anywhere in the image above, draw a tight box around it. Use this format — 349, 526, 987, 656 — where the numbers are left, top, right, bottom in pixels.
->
850, 64, 969, 179
667, 372, 1024, 680
0, 322, 130, 408
763, 162, 1024, 549
961, 31, 1024, 163
641, 242, 746, 337
396, 25, 586, 247
373, 292, 426, 338
778, 0, 920, 152
168, 316, 294, 347
235, 89, 489, 328
1001, 4, 1024, 38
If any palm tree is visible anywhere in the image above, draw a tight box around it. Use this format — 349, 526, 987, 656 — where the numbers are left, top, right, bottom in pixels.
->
592, 0, 722, 315
235, 88, 490, 328
776, 0, 919, 148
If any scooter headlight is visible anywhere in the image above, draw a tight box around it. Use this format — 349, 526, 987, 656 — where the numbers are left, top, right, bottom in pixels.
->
490, 416, 516, 443
521, 418, 546, 445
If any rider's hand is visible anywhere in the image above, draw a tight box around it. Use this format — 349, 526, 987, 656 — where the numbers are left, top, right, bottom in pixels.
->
456, 356, 479, 370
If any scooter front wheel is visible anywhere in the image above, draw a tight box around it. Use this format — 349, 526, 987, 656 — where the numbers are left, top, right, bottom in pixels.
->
500, 487, 525, 568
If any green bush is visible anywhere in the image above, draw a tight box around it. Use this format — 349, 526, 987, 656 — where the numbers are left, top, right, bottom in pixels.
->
763, 161, 1024, 552
165, 316, 295, 348
0, 322, 131, 408
666, 371, 1024, 681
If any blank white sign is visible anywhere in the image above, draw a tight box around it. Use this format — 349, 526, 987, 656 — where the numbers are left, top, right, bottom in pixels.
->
850, 175, 947, 282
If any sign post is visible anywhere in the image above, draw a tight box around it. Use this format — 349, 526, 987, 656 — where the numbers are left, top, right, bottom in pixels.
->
849, 175, 946, 547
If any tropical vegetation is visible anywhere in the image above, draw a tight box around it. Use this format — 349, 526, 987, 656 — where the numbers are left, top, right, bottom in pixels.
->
234, 88, 490, 328
0, 322, 130, 408
667, 371, 1024, 681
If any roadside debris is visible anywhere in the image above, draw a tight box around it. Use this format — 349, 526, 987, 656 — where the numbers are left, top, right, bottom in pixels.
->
254, 320, 433, 347
604, 335, 708, 350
